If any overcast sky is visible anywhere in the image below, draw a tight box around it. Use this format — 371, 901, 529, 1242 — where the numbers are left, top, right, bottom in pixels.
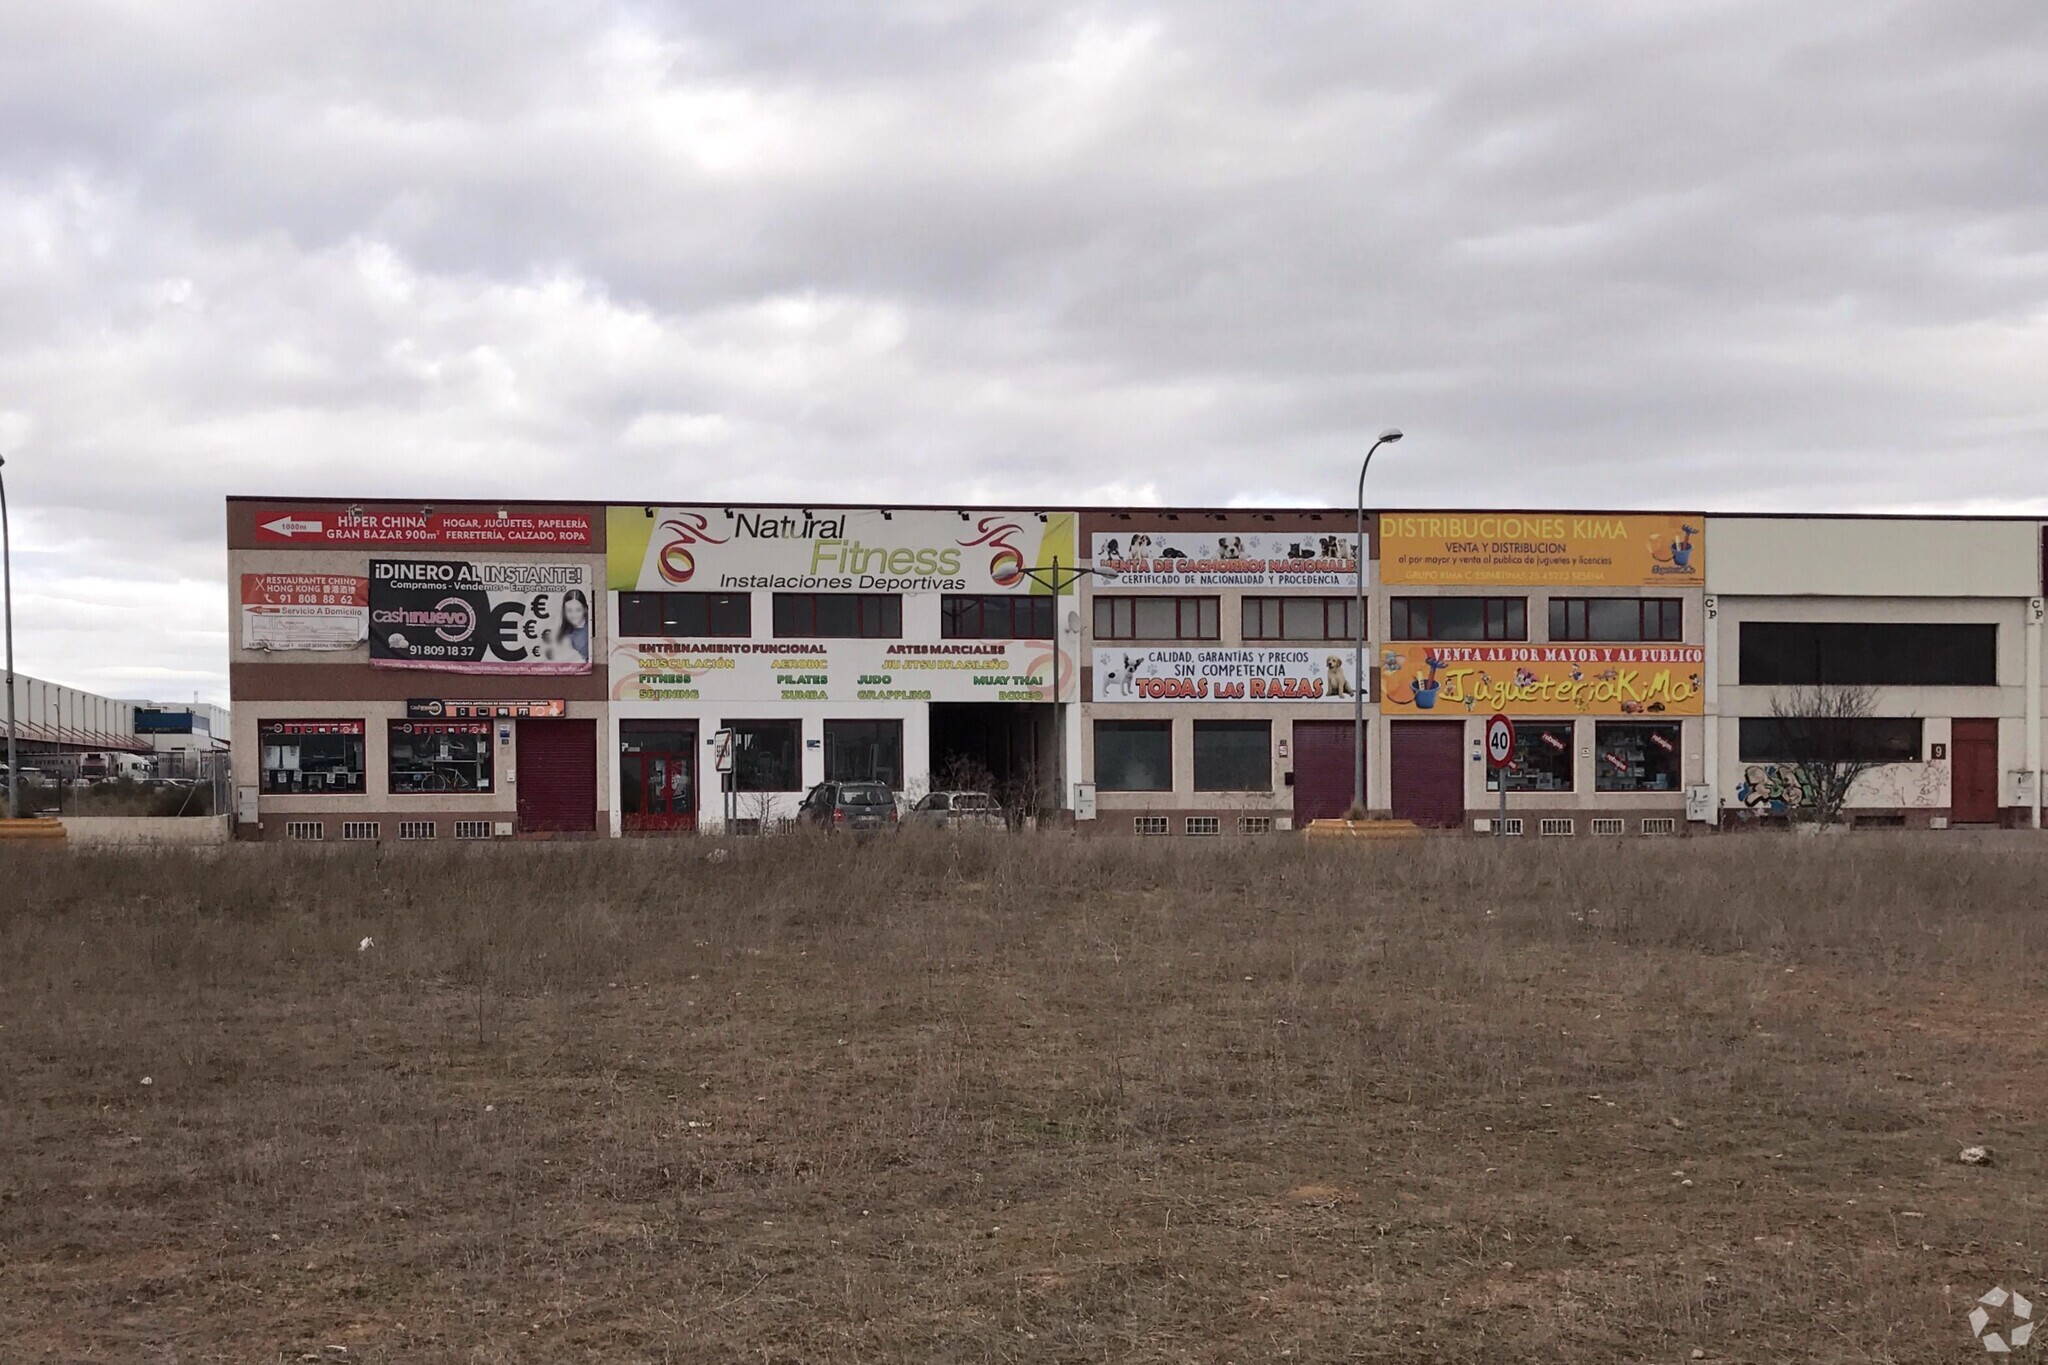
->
3, 1, 2045, 704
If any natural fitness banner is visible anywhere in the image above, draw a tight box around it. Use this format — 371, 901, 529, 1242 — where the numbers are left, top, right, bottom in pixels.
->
369, 560, 593, 674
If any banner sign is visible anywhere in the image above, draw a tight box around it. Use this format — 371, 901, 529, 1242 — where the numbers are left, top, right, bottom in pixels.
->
610, 639, 1073, 705
254, 508, 594, 547
239, 574, 368, 651
1379, 514, 1702, 586
405, 698, 567, 720
1379, 644, 1705, 716
1092, 647, 1358, 702
1091, 531, 1363, 589
369, 560, 593, 674
260, 719, 364, 737
607, 507, 1078, 595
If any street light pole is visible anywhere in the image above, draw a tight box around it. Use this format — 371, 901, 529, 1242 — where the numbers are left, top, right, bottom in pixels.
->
1, 455, 16, 821
1353, 429, 1403, 816
1015, 557, 1118, 823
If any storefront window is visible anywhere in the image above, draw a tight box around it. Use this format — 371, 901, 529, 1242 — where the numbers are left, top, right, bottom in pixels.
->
1595, 723, 1683, 792
388, 721, 494, 794
1096, 720, 1172, 791
259, 720, 365, 795
620, 722, 697, 820
1486, 721, 1575, 793
1194, 720, 1271, 791
727, 719, 801, 791
824, 719, 904, 789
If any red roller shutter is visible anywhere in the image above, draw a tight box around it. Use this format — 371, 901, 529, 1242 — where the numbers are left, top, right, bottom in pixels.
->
1391, 720, 1465, 828
1291, 720, 1359, 825
517, 719, 598, 834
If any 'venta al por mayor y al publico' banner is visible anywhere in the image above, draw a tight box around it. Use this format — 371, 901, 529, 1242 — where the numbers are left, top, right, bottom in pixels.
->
1378, 644, 1704, 715
240, 574, 367, 651
611, 639, 1073, 704
1092, 648, 1360, 702
369, 560, 593, 674
608, 507, 1079, 595
1379, 513, 1702, 586
1089, 531, 1365, 589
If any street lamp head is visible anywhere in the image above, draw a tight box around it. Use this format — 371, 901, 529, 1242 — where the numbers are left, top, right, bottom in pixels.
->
1377, 429, 1403, 444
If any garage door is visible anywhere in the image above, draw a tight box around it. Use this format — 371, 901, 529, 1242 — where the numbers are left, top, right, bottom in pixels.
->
1292, 721, 1358, 825
517, 719, 598, 833
1391, 720, 1465, 828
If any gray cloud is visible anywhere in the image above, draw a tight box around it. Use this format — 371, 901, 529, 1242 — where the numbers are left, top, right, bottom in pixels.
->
2, 0, 2045, 701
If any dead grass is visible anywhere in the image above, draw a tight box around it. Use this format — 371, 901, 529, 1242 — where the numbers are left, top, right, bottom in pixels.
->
3, 833, 2046, 1362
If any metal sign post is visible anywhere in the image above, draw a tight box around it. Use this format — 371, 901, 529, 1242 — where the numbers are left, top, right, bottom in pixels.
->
1485, 712, 1515, 839
713, 728, 736, 834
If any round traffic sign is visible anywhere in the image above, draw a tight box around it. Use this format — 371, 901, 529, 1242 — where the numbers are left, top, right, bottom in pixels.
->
1485, 713, 1515, 769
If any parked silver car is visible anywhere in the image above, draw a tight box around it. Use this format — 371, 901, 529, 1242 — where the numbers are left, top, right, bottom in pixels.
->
905, 790, 1006, 830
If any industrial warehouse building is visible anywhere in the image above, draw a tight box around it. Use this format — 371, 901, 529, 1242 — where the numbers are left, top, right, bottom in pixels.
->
226, 497, 2048, 840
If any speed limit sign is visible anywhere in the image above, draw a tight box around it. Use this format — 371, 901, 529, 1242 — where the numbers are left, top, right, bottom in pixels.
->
1485, 713, 1515, 770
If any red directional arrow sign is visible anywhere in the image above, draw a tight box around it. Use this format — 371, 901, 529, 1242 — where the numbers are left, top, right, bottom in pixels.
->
251, 508, 594, 547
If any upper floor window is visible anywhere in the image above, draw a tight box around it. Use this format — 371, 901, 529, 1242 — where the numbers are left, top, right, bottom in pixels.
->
1389, 596, 1526, 641
1739, 622, 1996, 686
942, 594, 1054, 639
1093, 596, 1219, 641
1550, 597, 1682, 643
619, 591, 751, 638
1242, 596, 1357, 642
772, 593, 902, 639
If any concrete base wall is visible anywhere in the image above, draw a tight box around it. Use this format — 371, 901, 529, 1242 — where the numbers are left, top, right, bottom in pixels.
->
63, 815, 231, 846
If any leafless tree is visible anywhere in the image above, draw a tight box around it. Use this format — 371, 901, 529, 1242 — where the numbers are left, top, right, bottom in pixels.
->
1766, 684, 1886, 826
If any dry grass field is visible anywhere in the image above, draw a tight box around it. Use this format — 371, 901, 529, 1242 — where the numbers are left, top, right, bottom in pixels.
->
4, 834, 2046, 1362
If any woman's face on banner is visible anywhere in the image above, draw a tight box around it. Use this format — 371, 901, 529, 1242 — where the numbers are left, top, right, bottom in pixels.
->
563, 595, 588, 629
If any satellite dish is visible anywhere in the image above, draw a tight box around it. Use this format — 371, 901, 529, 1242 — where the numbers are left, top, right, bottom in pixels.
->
1065, 610, 1081, 635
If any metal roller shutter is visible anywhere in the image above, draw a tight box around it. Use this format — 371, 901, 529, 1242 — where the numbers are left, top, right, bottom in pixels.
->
1291, 721, 1358, 825
517, 719, 598, 833
1391, 720, 1465, 828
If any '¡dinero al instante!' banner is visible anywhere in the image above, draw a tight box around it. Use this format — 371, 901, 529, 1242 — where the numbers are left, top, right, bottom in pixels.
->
1379, 644, 1705, 716
607, 507, 1078, 595
1379, 513, 1703, 586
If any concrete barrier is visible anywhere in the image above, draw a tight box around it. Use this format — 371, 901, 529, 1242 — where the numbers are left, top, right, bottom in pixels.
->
59, 816, 231, 847
0, 817, 66, 842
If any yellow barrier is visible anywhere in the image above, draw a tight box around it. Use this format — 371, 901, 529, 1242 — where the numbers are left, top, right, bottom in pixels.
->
0, 818, 67, 842
1304, 818, 1425, 840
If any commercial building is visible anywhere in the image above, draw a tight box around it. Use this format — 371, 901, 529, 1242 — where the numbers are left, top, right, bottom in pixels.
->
225, 496, 2048, 840
2, 673, 155, 779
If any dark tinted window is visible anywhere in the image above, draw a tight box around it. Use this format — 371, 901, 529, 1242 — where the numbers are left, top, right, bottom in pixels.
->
1096, 720, 1172, 790
773, 593, 902, 638
942, 594, 1054, 638
1486, 721, 1575, 792
1193, 720, 1271, 791
1738, 717, 1923, 763
824, 720, 903, 789
619, 592, 751, 638
1550, 598, 1683, 642
1739, 623, 1995, 685
728, 719, 801, 791
1094, 596, 1219, 641
1390, 597, 1526, 641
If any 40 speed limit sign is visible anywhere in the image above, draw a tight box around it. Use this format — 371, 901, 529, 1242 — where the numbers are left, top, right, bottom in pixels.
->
1485, 713, 1515, 769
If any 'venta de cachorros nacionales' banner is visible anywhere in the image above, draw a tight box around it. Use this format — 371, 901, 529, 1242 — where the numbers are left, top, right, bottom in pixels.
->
240, 574, 368, 651
1090, 531, 1363, 588
1378, 514, 1702, 587
1092, 648, 1358, 702
607, 507, 1079, 595
1378, 644, 1705, 715
369, 560, 593, 674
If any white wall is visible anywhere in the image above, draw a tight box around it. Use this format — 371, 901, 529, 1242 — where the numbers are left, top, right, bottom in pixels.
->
1706, 517, 2041, 597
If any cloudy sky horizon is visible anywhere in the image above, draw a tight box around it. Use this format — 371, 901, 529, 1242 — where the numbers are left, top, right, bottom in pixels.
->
4, 1, 2045, 705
